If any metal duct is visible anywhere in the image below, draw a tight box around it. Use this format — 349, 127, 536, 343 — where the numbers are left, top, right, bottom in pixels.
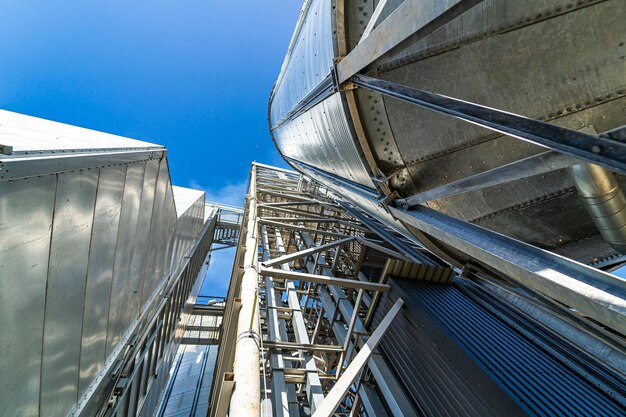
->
570, 164, 626, 253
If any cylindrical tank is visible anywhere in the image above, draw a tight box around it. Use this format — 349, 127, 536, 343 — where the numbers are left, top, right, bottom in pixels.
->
269, 0, 626, 265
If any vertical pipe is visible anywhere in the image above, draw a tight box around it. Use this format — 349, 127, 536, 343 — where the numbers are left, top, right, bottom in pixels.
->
570, 163, 626, 253
229, 165, 261, 416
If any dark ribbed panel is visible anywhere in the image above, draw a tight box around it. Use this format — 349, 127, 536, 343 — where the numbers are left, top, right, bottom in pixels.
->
374, 289, 525, 417
375, 279, 626, 417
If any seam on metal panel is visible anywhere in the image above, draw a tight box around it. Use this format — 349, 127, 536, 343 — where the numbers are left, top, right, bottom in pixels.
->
469, 187, 576, 223
271, 76, 335, 131
103, 164, 129, 362
378, 0, 608, 73
75, 167, 102, 403
38, 173, 59, 412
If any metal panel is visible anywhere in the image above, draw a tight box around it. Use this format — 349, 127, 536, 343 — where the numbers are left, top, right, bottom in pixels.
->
373, 285, 525, 417
106, 162, 147, 357
0, 175, 56, 417
171, 186, 206, 269
375, 1, 625, 258
160, 183, 177, 277
269, 0, 334, 125
78, 165, 127, 399
273, 93, 376, 188
126, 159, 159, 326
336, 0, 474, 83
41, 170, 99, 417
141, 158, 169, 306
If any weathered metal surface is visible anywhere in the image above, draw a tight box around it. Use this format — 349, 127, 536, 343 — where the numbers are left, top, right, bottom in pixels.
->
0, 175, 56, 417
269, 0, 334, 126
0, 111, 209, 417
337, 0, 477, 83
271, 0, 626, 274
41, 170, 98, 416
78, 165, 126, 399
272, 93, 376, 188
375, 0, 626, 257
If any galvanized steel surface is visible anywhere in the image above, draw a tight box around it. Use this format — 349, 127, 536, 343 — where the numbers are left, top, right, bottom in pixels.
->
0, 113, 207, 417
269, 0, 378, 189
272, 93, 376, 188
41, 169, 99, 417
272, 0, 626, 264
364, 0, 626, 261
0, 175, 56, 417
269, 0, 334, 126
78, 165, 126, 399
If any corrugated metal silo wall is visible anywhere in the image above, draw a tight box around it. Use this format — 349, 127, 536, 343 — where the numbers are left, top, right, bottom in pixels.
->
0, 155, 206, 417
268, 0, 377, 189
372, 278, 626, 416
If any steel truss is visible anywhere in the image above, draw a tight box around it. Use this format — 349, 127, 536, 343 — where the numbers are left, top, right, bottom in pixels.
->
209, 163, 453, 417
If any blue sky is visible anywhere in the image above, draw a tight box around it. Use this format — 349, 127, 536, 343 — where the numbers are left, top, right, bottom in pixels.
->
0, 0, 298, 197
0, 0, 302, 295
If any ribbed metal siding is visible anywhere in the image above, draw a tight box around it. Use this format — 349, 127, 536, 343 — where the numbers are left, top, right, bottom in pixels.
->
269, 0, 334, 125
0, 159, 205, 416
376, 279, 626, 416
272, 93, 376, 188
269, 0, 378, 189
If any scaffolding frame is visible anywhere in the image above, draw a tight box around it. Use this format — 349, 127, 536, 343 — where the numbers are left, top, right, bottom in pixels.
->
208, 163, 453, 417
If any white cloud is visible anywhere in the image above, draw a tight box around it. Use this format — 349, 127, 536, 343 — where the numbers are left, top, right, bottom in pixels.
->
188, 179, 247, 208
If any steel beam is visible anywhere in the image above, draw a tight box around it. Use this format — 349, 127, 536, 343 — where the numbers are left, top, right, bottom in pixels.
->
340, 202, 435, 266
258, 219, 351, 239
275, 229, 325, 412
299, 232, 417, 417
262, 236, 356, 268
261, 226, 298, 417
389, 205, 626, 335
359, 383, 391, 417
263, 341, 345, 353
352, 74, 626, 176
356, 237, 412, 262
357, 0, 389, 45
337, 0, 480, 83
260, 216, 368, 231
260, 267, 391, 292
258, 205, 327, 219
397, 150, 580, 207
311, 298, 404, 417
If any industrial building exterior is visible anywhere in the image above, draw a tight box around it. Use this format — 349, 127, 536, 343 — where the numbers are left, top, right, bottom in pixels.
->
2, 0, 626, 416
